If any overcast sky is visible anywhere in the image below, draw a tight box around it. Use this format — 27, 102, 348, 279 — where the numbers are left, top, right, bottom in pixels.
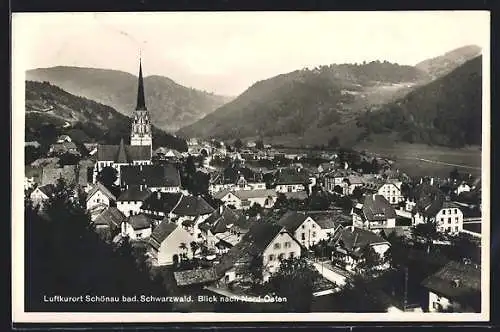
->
13, 11, 489, 96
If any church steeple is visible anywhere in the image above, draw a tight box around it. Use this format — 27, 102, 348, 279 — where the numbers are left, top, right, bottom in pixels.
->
136, 58, 147, 111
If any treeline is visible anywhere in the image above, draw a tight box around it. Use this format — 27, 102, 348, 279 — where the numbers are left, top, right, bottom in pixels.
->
25, 180, 172, 311
25, 81, 188, 152
355, 56, 482, 147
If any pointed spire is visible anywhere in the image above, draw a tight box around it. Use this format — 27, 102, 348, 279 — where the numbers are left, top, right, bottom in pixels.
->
136, 58, 147, 110
116, 138, 129, 163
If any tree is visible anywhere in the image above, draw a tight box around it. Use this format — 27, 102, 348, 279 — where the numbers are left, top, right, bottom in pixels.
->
246, 203, 263, 217
190, 241, 200, 258
351, 186, 363, 200
234, 139, 243, 150
58, 152, 81, 167
337, 196, 353, 213
330, 275, 388, 312
450, 167, 460, 181
412, 222, 438, 254
266, 257, 321, 312
96, 166, 118, 189
273, 193, 289, 210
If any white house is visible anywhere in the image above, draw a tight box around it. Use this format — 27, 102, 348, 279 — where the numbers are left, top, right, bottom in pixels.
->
121, 213, 154, 240
274, 168, 310, 193
215, 189, 277, 210
413, 201, 464, 235
86, 182, 117, 212
30, 184, 55, 208
277, 211, 338, 249
148, 220, 196, 266
455, 183, 471, 196
422, 261, 481, 313
216, 223, 302, 283
116, 186, 152, 217
351, 194, 397, 230
377, 180, 404, 204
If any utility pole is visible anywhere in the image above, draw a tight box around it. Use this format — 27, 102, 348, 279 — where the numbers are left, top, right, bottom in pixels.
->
403, 266, 408, 312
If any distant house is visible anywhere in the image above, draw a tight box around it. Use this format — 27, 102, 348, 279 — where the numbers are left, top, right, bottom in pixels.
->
120, 164, 181, 193
41, 165, 78, 186
215, 222, 302, 283
25, 141, 41, 148
121, 213, 154, 240
153, 147, 183, 161
329, 226, 391, 272
93, 207, 126, 239
317, 162, 336, 174
148, 220, 195, 266
455, 182, 471, 196
49, 141, 79, 156
56, 135, 72, 143
139, 192, 183, 220
274, 168, 310, 193
377, 179, 404, 204
352, 194, 397, 230
277, 211, 338, 249
86, 182, 117, 213
198, 205, 243, 251
413, 201, 464, 235
116, 186, 152, 217
324, 169, 351, 193
30, 184, 56, 207
169, 195, 215, 239
215, 189, 277, 210
342, 175, 364, 195
421, 261, 481, 313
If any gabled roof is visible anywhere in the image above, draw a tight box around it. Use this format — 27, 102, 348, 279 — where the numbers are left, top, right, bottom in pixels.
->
97, 144, 151, 162
277, 211, 309, 233
117, 186, 152, 202
127, 213, 153, 230
121, 164, 181, 188
172, 195, 215, 216
94, 207, 125, 228
421, 261, 481, 301
149, 220, 178, 249
36, 184, 56, 197
330, 226, 389, 253
202, 206, 242, 234
141, 192, 183, 213
275, 168, 309, 185
86, 182, 116, 202
154, 147, 183, 158
361, 195, 397, 221
215, 222, 286, 277
41, 165, 77, 186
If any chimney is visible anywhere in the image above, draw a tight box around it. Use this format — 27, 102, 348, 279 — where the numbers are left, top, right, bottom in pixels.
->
219, 204, 224, 214
140, 184, 143, 191
157, 191, 161, 199
420, 178, 423, 185
430, 178, 434, 186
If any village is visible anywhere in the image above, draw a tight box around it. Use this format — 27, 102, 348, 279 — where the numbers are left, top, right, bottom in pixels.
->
24, 60, 482, 313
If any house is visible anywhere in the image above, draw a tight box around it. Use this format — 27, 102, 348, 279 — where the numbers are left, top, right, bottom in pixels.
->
86, 182, 117, 212
277, 211, 338, 249
274, 168, 310, 193
25, 141, 41, 148
317, 162, 336, 174
56, 134, 72, 143
93, 139, 152, 184
421, 261, 481, 313
324, 169, 351, 193
413, 200, 464, 235
120, 164, 181, 193
215, 189, 277, 210
169, 194, 215, 239
455, 182, 471, 196
377, 179, 404, 204
352, 194, 397, 230
341, 175, 364, 196
139, 192, 183, 220
49, 141, 79, 156
121, 213, 154, 240
93, 207, 126, 239
153, 147, 183, 161
116, 186, 152, 217
29, 184, 55, 207
215, 222, 302, 283
198, 205, 242, 250
148, 220, 195, 266
329, 226, 391, 272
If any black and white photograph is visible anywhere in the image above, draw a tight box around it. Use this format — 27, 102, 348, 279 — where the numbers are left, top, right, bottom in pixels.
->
12, 11, 490, 322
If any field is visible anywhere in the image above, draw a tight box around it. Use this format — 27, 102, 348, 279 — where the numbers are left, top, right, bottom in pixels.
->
354, 141, 482, 178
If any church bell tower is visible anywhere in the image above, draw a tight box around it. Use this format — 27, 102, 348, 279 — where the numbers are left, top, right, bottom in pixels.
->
130, 58, 153, 149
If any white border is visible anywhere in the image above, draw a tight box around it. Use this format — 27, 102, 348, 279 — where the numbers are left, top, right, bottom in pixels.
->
12, 11, 491, 323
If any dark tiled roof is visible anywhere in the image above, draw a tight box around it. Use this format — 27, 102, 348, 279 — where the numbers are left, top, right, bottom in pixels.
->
117, 186, 152, 202
41, 165, 77, 186
232, 189, 277, 200
277, 211, 308, 232
86, 182, 116, 202
96, 143, 151, 162
362, 195, 396, 221
330, 226, 389, 253
314, 216, 337, 229
421, 261, 481, 301
127, 213, 153, 230
141, 192, 183, 213
172, 195, 215, 216
275, 168, 309, 185
283, 191, 308, 200
94, 207, 125, 228
150, 220, 178, 249
214, 223, 284, 276
121, 164, 181, 188
174, 268, 218, 286
37, 184, 56, 197
203, 206, 242, 234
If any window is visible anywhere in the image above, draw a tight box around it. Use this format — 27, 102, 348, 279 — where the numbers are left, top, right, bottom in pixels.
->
455, 217, 459, 222
269, 254, 275, 261
274, 243, 281, 250
312, 232, 316, 238
302, 225, 305, 229
278, 253, 284, 260
137, 233, 142, 238
312, 224, 316, 228
284, 242, 291, 248
448, 218, 451, 223
455, 226, 458, 232
454, 209, 458, 214
287, 186, 292, 193
301, 233, 305, 240
440, 218, 444, 222
289, 252, 295, 258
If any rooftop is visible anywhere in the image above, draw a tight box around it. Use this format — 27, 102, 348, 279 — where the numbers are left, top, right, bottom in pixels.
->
121, 164, 181, 188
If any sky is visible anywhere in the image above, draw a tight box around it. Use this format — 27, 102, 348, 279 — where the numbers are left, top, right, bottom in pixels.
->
13, 11, 489, 96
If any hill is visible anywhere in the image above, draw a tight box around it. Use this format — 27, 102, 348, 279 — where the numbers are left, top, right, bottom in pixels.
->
25, 80, 188, 152
355, 56, 482, 148
26, 66, 232, 132
177, 61, 430, 144
415, 45, 481, 79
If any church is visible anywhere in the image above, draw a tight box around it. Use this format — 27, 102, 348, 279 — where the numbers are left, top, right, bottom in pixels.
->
92, 59, 154, 184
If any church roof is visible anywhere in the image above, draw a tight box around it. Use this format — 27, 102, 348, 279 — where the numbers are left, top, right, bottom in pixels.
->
120, 164, 181, 188
96, 144, 151, 162
136, 59, 147, 111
